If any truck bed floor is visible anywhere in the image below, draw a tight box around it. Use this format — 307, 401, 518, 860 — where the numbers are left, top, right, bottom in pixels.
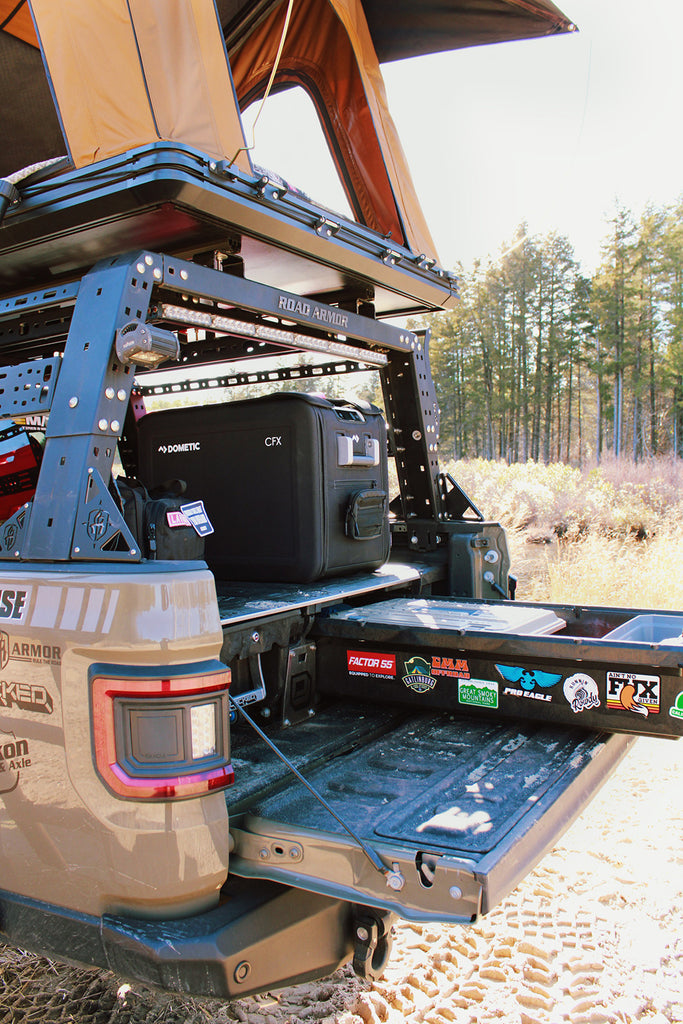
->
229, 704, 613, 858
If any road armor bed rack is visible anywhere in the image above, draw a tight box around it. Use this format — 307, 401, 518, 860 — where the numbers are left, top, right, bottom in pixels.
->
0, 250, 452, 564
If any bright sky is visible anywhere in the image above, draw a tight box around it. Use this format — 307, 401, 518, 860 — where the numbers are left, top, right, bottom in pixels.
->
245, 0, 683, 277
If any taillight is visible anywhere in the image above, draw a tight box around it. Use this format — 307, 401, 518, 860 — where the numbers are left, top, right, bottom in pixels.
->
90, 661, 233, 800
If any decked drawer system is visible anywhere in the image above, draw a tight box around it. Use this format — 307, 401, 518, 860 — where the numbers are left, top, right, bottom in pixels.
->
314, 598, 683, 739
217, 575, 680, 928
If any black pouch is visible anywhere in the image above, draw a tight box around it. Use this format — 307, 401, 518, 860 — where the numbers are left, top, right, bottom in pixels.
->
117, 477, 205, 560
345, 489, 387, 541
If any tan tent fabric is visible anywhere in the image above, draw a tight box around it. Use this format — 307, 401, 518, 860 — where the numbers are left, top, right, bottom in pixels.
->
28, 0, 250, 171
229, 0, 439, 259
126, 0, 250, 165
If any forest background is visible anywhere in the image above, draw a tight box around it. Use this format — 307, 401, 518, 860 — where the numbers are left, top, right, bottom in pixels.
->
416, 199, 683, 466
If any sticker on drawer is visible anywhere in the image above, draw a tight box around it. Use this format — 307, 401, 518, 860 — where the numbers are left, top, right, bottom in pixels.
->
347, 651, 396, 677
606, 671, 660, 717
458, 678, 499, 709
402, 656, 436, 693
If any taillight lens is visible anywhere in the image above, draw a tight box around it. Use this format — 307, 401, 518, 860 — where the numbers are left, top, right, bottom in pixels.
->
90, 660, 233, 800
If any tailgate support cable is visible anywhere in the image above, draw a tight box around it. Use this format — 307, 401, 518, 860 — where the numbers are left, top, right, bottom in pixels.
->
229, 696, 405, 892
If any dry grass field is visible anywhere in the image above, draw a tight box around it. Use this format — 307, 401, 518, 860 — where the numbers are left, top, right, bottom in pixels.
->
446, 456, 683, 610
0, 458, 681, 1023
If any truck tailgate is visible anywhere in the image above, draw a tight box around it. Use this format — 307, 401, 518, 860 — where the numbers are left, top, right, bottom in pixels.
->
227, 705, 633, 923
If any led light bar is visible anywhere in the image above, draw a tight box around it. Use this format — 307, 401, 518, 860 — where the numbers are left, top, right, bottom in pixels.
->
155, 304, 388, 368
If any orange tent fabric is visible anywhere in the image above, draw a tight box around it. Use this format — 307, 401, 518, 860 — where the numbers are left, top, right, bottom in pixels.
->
230, 0, 438, 258
0, 0, 36, 45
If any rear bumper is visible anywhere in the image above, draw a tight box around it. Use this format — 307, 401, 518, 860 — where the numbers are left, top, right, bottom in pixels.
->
0, 877, 354, 998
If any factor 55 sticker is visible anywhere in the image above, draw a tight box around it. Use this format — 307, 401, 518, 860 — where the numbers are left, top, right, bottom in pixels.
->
347, 651, 396, 676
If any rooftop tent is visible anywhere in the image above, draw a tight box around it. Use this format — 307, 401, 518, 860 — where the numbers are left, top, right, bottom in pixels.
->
0, 0, 251, 177
0, 0, 573, 267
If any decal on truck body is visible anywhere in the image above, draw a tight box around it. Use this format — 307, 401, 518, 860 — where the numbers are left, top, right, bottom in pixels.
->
0, 731, 32, 792
0, 588, 31, 623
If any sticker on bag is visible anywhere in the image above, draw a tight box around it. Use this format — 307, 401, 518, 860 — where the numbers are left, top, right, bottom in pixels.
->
166, 510, 192, 529
180, 501, 214, 537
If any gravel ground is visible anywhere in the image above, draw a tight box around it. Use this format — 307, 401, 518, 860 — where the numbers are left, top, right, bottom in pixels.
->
0, 735, 680, 1024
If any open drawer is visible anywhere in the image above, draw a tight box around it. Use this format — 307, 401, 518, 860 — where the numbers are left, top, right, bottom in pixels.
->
312, 598, 683, 738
